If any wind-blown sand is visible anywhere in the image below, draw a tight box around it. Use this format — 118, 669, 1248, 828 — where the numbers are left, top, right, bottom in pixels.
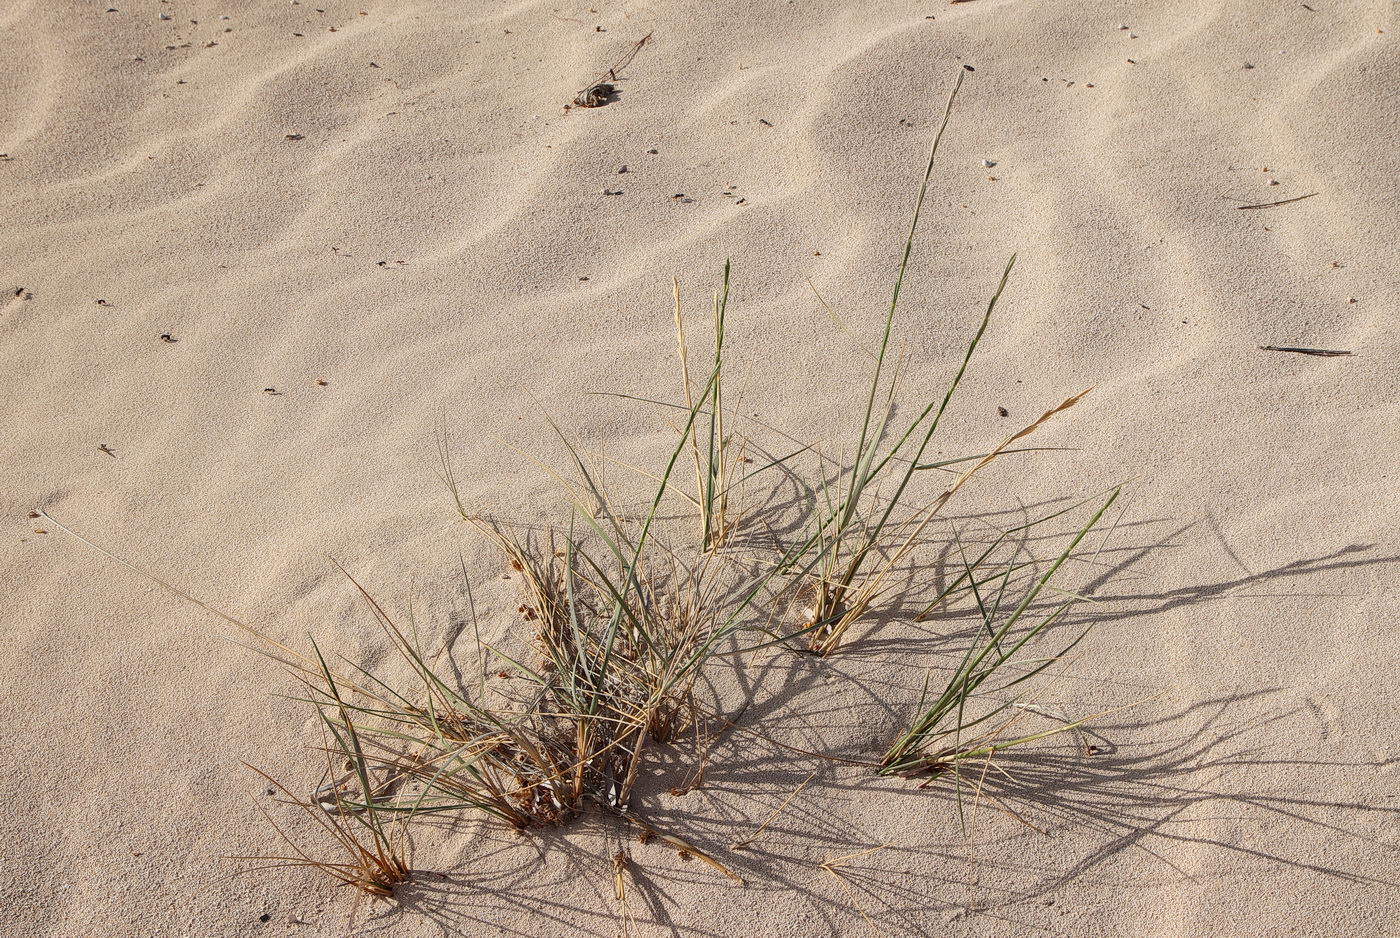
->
2, 1, 1397, 936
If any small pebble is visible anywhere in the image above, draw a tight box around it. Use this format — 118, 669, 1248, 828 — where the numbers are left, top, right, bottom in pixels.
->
646, 148, 658, 154
981, 158, 997, 168
617, 165, 628, 173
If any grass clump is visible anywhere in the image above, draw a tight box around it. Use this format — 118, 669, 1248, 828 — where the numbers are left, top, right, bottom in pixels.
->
879, 488, 1121, 779
43, 64, 1127, 913
231, 648, 414, 902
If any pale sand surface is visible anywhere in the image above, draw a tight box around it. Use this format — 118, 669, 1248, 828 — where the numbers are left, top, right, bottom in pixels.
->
2, 1, 1397, 936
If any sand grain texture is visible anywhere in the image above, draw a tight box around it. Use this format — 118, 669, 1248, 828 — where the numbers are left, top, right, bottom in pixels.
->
2, 1, 1397, 936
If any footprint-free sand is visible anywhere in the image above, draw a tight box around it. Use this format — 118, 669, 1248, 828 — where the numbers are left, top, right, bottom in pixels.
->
2, 1, 1396, 936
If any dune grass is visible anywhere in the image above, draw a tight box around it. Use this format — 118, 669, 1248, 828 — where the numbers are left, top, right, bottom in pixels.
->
229, 647, 415, 902
42, 65, 1124, 915
879, 488, 1120, 779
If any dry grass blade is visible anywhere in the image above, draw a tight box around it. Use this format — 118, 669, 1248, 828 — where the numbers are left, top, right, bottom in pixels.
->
620, 810, 744, 883
730, 768, 819, 850
819, 844, 895, 938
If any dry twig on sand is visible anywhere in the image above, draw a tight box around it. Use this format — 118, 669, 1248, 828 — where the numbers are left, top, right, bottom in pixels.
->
569, 32, 654, 109
1236, 191, 1318, 210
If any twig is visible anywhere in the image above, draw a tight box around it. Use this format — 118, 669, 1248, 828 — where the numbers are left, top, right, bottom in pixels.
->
1259, 345, 1352, 357
569, 32, 654, 108
1236, 192, 1318, 210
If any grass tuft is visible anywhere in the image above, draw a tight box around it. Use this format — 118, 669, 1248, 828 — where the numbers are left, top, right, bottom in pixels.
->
46, 65, 1129, 919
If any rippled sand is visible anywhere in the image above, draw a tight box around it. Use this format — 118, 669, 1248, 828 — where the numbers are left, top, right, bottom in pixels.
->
2, 1, 1396, 935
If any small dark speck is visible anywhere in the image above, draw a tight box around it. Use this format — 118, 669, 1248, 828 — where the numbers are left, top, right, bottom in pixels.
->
758, 118, 773, 127
578, 276, 590, 281
159, 333, 176, 343
963, 64, 975, 71
997, 406, 1009, 417
646, 148, 658, 154
284, 134, 304, 141
96, 298, 110, 306
315, 378, 329, 386
258, 914, 271, 923
369, 62, 380, 68
1243, 62, 1254, 69
617, 165, 628, 173
263, 387, 280, 395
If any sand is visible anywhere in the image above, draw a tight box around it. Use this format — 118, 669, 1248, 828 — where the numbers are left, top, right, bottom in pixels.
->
2, 1, 1397, 935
